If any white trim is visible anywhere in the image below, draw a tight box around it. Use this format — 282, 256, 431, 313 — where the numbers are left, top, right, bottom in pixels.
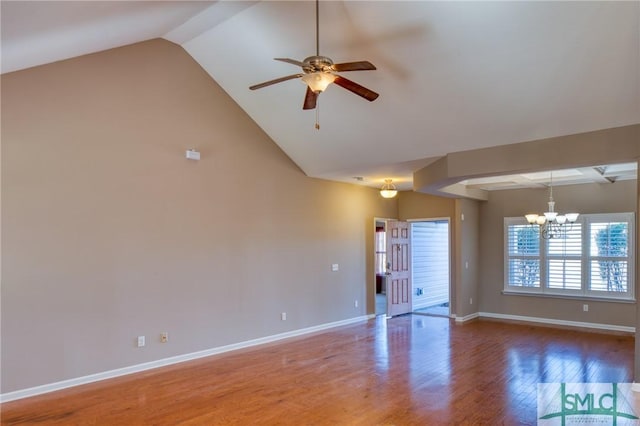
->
0, 315, 372, 403
454, 312, 479, 323
631, 383, 640, 393
478, 312, 635, 333
502, 290, 636, 304
406, 216, 450, 223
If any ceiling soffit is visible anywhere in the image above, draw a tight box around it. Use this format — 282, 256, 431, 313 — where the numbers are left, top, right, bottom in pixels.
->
414, 124, 640, 200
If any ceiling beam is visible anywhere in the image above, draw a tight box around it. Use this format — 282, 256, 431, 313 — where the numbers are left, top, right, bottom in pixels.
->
509, 175, 548, 188
439, 183, 488, 201
577, 167, 616, 184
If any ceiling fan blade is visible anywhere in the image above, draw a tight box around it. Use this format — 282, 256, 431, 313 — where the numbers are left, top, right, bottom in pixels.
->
249, 74, 304, 90
331, 61, 377, 72
333, 76, 379, 102
274, 58, 307, 68
303, 87, 318, 110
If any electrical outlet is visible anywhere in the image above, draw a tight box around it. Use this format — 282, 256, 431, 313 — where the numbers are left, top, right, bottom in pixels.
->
583, 304, 589, 312
354, 300, 358, 308
281, 312, 287, 321
470, 298, 473, 305
331, 263, 339, 272
160, 332, 168, 343
137, 336, 145, 347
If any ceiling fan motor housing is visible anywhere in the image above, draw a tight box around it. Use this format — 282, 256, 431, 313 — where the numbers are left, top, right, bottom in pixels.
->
303, 56, 334, 74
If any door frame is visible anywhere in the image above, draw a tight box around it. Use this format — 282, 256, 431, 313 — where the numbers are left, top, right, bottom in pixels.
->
407, 217, 452, 317
372, 217, 396, 317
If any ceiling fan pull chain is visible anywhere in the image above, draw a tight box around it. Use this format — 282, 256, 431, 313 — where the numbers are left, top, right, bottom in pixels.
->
315, 99, 320, 130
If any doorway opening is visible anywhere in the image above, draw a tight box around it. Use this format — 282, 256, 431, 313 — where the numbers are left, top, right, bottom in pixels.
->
374, 219, 388, 316
410, 219, 451, 317
373, 218, 411, 318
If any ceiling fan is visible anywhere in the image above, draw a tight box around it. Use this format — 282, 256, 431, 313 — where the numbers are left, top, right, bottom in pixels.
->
249, 0, 379, 111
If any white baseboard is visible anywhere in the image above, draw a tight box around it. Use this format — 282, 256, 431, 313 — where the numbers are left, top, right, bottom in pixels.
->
478, 312, 636, 334
453, 311, 635, 334
1, 315, 372, 403
454, 312, 479, 323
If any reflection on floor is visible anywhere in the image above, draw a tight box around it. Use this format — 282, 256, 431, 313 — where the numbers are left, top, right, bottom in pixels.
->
4, 315, 633, 424
375, 293, 386, 316
377, 297, 450, 317
414, 302, 450, 317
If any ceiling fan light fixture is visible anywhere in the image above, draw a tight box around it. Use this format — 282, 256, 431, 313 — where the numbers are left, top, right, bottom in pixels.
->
380, 179, 398, 199
301, 72, 335, 93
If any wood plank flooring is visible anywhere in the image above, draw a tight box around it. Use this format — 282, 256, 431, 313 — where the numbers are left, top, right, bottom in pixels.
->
1, 315, 634, 425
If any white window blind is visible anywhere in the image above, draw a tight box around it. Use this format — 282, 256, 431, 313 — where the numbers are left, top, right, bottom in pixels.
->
375, 229, 386, 275
547, 224, 581, 291
588, 218, 630, 294
504, 213, 634, 300
505, 220, 540, 288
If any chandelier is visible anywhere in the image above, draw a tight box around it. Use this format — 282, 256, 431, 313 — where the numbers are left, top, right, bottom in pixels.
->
524, 172, 579, 239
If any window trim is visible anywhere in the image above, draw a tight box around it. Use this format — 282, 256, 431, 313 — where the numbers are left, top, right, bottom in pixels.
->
504, 212, 635, 301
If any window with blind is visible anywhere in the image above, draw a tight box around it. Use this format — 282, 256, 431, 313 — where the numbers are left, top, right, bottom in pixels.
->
505, 220, 540, 289
588, 214, 631, 295
375, 227, 386, 275
504, 213, 634, 300
547, 223, 582, 292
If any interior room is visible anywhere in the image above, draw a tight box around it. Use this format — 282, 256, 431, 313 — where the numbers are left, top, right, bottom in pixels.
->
1, 1, 638, 424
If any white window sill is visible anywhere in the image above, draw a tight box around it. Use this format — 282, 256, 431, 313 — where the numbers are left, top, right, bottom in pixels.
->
502, 290, 635, 304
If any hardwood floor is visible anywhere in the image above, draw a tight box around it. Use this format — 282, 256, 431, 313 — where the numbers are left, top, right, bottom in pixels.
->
1, 315, 634, 425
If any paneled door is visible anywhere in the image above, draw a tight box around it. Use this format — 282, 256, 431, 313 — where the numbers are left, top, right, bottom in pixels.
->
386, 220, 411, 317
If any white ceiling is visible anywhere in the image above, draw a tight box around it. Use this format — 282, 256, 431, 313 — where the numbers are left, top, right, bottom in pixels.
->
2, 1, 639, 191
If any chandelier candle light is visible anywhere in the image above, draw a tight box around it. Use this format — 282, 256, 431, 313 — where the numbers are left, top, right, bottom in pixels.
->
524, 172, 579, 239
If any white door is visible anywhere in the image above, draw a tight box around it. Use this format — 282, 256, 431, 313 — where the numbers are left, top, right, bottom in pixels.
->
386, 220, 411, 317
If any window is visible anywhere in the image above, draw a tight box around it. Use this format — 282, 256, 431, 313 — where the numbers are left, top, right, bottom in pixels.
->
547, 223, 582, 292
588, 215, 631, 295
505, 221, 540, 288
504, 213, 634, 300
375, 227, 386, 275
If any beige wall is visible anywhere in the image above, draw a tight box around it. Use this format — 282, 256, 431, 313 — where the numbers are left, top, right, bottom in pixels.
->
0, 39, 397, 393
636, 172, 640, 382
454, 199, 480, 318
478, 180, 637, 326
398, 191, 455, 221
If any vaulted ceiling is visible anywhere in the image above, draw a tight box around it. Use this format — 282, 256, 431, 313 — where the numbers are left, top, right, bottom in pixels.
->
2, 1, 638, 191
